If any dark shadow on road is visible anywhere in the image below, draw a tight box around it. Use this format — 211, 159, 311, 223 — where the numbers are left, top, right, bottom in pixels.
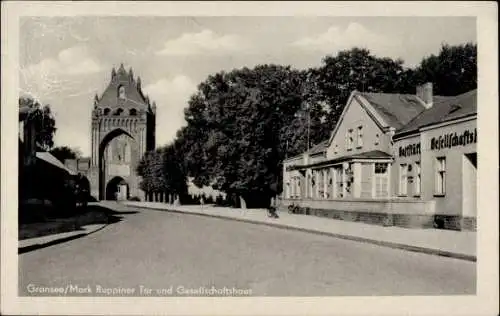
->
19, 204, 139, 247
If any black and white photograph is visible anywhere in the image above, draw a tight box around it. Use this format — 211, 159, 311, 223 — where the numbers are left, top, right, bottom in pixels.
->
1, 1, 498, 315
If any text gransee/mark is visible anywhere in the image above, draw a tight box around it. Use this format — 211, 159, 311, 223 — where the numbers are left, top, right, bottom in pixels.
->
26, 284, 253, 296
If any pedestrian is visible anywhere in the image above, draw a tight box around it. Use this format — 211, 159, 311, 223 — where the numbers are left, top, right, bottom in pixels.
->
267, 196, 279, 218
200, 195, 204, 211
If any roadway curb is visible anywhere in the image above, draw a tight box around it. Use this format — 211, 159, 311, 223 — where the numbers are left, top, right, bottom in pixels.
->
129, 204, 476, 262
18, 223, 108, 254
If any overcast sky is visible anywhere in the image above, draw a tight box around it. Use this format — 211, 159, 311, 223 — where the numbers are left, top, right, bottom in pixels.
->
19, 16, 476, 156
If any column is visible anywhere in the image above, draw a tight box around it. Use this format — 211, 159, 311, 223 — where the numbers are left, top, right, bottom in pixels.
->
306, 169, 312, 198
316, 170, 322, 199
342, 167, 347, 198
353, 162, 362, 198
323, 169, 328, 199
140, 128, 144, 156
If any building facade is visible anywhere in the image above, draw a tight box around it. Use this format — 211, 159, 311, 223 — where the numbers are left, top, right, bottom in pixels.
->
282, 84, 477, 231
66, 64, 156, 201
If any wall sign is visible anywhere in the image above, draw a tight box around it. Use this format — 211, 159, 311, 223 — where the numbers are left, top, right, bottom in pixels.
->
430, 128, 477, 151
399, 143, 421, 157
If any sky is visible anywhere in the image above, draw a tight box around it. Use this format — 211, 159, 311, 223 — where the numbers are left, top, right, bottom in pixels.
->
19, 16, 477, 156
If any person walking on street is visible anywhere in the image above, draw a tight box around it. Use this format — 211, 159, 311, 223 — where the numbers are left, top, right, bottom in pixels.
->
267, 196, 279, 218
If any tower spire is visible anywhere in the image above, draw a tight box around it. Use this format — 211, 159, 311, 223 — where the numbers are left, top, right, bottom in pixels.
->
118, 63, 126, 76
137, 76, 142, 89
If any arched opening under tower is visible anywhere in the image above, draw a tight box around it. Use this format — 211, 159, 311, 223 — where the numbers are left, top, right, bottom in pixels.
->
98, 128, 135, 200
106, 176, 129, 200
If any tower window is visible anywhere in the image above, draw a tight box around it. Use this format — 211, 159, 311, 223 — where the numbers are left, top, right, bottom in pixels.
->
114, 108, 124, 116
103, 108, 111, 115
129, 108, 137, 116
118, 85, 126, 99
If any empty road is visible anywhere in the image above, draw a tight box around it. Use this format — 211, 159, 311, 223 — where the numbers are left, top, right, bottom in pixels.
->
19, 202, 476, 296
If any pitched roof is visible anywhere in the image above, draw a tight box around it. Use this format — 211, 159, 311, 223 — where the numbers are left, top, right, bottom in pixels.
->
395, 89, 476, 136
358, 92, 428, 130
347, 150, 393, 160
288, 150, 393, 170
308, 139, 329, 155
97, 65, 149, 110
36, 152, 77, 175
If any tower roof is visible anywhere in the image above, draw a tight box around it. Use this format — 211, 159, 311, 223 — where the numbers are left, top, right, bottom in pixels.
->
97, 64, 151, 110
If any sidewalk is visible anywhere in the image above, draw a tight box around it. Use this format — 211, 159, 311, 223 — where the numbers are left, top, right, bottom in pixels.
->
124, 201, 476, 262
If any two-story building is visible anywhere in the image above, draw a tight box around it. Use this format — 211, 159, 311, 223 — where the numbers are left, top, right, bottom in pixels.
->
282, 83, 477, 231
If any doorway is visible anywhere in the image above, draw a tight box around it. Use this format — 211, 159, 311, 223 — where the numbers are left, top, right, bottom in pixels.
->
462, 153, 477, 217
106, 176, 129, 201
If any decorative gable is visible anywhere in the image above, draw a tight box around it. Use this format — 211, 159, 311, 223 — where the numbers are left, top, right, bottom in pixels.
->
326, 92, 390, 160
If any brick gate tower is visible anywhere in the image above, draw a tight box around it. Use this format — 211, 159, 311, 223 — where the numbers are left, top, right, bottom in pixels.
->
87, 64, 156, 201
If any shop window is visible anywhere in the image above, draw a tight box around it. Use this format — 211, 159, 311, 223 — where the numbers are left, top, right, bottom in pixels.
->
399, 163, 408, 196
374, 163, 389, 197
414, 161, 421, 196
357, 126, 363, 148
435, 157, 446, 196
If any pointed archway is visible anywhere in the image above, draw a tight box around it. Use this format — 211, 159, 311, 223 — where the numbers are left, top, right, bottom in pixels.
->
106, 176, 129, 200
98, 128, 134, 200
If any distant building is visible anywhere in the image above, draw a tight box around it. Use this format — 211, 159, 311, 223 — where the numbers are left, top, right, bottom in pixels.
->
66, 64, 156, 201
19, 105, 77, 210
282, 83, 477, 231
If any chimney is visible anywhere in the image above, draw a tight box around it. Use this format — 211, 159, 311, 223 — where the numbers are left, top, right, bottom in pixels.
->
416, 82, 433, 108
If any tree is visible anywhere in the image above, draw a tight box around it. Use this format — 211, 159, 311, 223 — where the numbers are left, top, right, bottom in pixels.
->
178, 64, 317, 208
19, 97, 57, 150
136, 142, 188, 202
314, 48, 406, 129
136, 149, 164, 197
162, 141, 188, 201
412, 42, 477, 96
49, 146, 81, 163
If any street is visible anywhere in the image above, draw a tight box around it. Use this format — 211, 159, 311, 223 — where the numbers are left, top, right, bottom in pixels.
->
19, 202, 476, 296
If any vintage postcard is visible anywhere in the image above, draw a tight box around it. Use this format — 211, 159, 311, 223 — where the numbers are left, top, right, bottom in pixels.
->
1, 1, 498, 315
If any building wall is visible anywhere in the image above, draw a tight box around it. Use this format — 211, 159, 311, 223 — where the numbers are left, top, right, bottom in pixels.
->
281, 90, 477, 231
88, 111, 154, 200
391, 135, 422, 198
283, 116, 477, 230
420, 118, 477, 217
326, 97, 390, 160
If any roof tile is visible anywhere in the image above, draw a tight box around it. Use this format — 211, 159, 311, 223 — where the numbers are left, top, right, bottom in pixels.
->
395, 90, 476, 136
